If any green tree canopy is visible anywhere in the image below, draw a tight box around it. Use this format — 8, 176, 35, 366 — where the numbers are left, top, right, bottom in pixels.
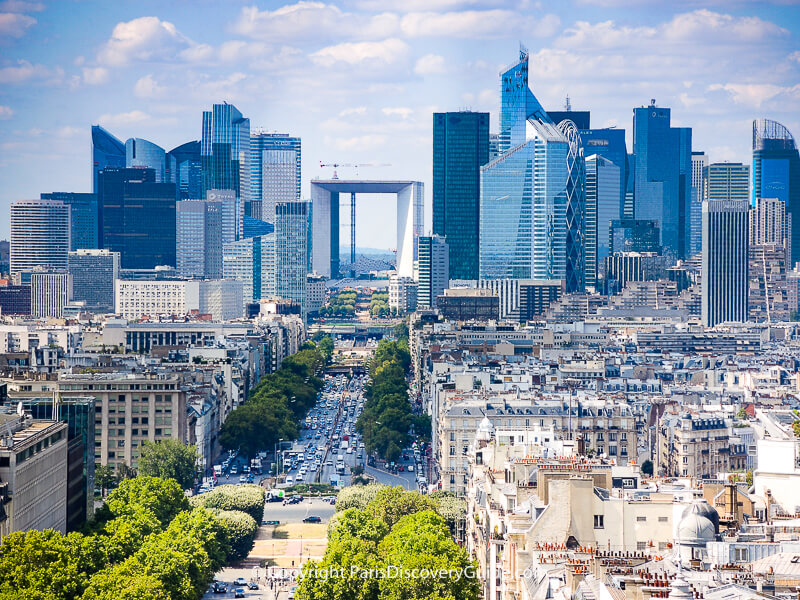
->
105, 477, 190, 529
137, 440, 199, 490
190, 484, 265, 524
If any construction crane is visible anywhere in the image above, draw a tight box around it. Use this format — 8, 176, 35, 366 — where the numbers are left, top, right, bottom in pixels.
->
318, 162, 392, 275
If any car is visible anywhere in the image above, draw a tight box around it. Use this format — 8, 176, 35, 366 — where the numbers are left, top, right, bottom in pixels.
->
288, 586, 297, 599
247, 581, 259, 590
262, 519, 280, 526
303, 515, 322, 523
230, 467, 238, 475
212, 582, 227, 593
234, 578, 247, 586
239, 475, 247, 483
234, 588, 245, 598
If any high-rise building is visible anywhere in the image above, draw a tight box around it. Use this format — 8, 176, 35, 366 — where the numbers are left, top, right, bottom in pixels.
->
168, 141, 202, 201
67, 249, 119, 313
388, 276, 418, 314
250, 132, 301, 222
201, 103, 251, 216
609, 219, 661, 255
10, 200, 71, 278
632, 100, 692, 259
558, 120, 586, 293
91, 125, 125, 194
702, 200, 749, 326
580, 129, 628, 218
243, 215, 274, 239
126, 138, 169, 183
115, 279, 242, 320
432, 111, 489, 280
752, 119, 800, 265
585, 155, 621, 290
40, 193, 98, 251
480, 122, 568, 281
275, 201, 309, 315
207, 188, 241, 245
690, 151, 708, 257
707, 162, 750, 202
750, 197, 791, 254
97, 167, 176, 269
176, 200, 222, 278
498, 47, 551, 153
31, 271, 72, 318
416, 235, 449, 309
223, 234, 275, 307
0, 284, 31, 315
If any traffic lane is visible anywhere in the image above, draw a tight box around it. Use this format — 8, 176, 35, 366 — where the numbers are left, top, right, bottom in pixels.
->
263, 498, 336, 524
365, 465, 415, 490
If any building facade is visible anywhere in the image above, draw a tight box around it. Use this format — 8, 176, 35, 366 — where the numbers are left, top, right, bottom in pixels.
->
115, 279, 243, 321
416, 235, 449, 309
67, 249, 119, 314
125, 138, 169, 183
91, 125, 125, 195
250, 132, 301, 223
706, 162, 750, 203
585, 155, 621, 290
168, 140, 202, 201
176, 199, 223, 279
10, 200, 71, 279
201, 103, 251, 216
274, 201, 309, 315
39, 192, 98, 251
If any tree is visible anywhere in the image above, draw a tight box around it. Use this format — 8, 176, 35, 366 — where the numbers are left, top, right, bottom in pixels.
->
209, 510, 258, 562
190, 484, 266, 524
105, 477, 190, 528
736, 407, 749, 420
366, 486, 436, 528
95, 464, 117, 497
793, 419, 800, 438
641, 459, 654, 477
137, 440, 199, 490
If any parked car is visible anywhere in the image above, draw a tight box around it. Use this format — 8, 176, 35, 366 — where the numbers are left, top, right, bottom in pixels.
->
303, 516, 322, 523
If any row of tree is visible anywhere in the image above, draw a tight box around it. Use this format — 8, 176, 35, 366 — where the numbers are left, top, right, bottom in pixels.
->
0, 476, 265, 600
319, 290, 358, 318
219, 341, 330, 460
296, 485, 478, 600
356, 338, 426, 462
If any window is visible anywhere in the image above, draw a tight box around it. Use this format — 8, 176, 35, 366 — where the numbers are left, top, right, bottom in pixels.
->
734, 548, 748, 562
594, 515, 604, 529
658, 516, 668, 523
450, 432, 455, 441
683, 457, 688, 464
637, 542, 647, 551
658, 542, 668, 551
636, 516, 646, 522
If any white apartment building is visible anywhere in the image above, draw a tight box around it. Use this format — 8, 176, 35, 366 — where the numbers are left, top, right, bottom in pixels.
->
115, 279, 243, 321
389, 275, 417, 313
31, 272, 73, 318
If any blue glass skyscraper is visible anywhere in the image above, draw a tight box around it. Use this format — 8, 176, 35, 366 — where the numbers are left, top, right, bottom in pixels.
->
251, 132, 301, 223
126, 138, 169, 183
40, 192, 98, 250
632, 101, 692, 259
752, 118, 800, 264
558, 120, 585, 292
91, 125, 125, 194
202, 103, 251, 216
169, 141, 202, 200
585, 155, 621, 290
499, 47, 552, 153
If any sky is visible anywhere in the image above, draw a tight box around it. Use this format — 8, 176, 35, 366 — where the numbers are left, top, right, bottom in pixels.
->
0, 0, 799, 248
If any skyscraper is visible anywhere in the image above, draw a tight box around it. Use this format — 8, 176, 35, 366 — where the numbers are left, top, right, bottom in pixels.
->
581, 128, 628, 219
632, 101, 692, 259
750, 197, 791, 259
702, 200, 749, 327
706, 162, 750, 202
498, 47, 552, 153
97, 167, 176, 269
558, 119, 586, 293
432, 111, 489, 280
251, 132, 301, 223
416, 235, 449, 309
31, 271, 72, 318
67, 249, 119, 313
91, 125, 125, 194
275, 201, 309, 315
585, 155, 621, 290
690, 151, 708, 257
40, 192, 98, 250
223, 234, 275, 307
207, 188, 241, 245
201, 103, 251, 216
752, 119, 800, 264
10, 200, 71, 278
125, 138, 170, 183
176, 199, 222, 278
168, 141, 202, 201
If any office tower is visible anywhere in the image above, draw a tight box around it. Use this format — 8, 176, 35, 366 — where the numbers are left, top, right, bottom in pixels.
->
251, 132, 301, 222
67, 249, 119, 313
488, 133, 500, 162
519, 280, 563, 321
176, 199, 222, 278
243, 215, 274, 239
0, 240, 8, 275
275, 201, 309, 315
581, 129, 628, 218
585, 155, 621, 290
168, 141, 202, 201
707, 162, 750, 202
10, 200, 71, 278
207, 188, 241, 245
432, 111, 489, 280
416, 235, 449, 309
690, 151, 708, 257
548, 108, 590, 130
604, 252, 668, 296
480, 121, 568, 281
0, 284, 31, 315
558, 119, 586, 293
632, 100, 692, 259
753, 119, 800, 264
305, 273, 326, 315
389, 276, 418, 313
98, 167, 176, 269
223, 234, 275, 306
201, 103, 251, 216
40, 193, 98, 250
126, 138, 169, 183
749, 197, 791, 322
31, 271, 72, 318
91, 125, 125, 194
702, 200, 749, 326
750, 197, 791, 253
609, 219, 661, 254
498, 47, 551, 153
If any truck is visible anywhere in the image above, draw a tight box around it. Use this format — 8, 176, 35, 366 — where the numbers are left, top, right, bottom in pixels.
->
340, 440, 349, 451
213, 465, 222, 477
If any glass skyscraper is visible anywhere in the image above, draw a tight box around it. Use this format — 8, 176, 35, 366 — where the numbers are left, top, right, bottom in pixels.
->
10, 199, 71, 278
432, 111, 489, 281
202, 103, 251, 216
557, 119, 586, 292
416, 235, 449, 309
91, 125, 125, 194
706, 162, 750, 202
169, 141, 202, 201
632, 101, 692, 259
585, 155, 621, 290
40, 192, 98, 250
498, 47, 552, 153
752, 119, 800, 264
67, 249, 119, 313
275, 201, 309, 316
176, 199, 222, 278
251, 132, 301, 223
690, 151, 708, 257
98, 167, 176, 269
223, 234, 275, 308
126, 138, 170, 183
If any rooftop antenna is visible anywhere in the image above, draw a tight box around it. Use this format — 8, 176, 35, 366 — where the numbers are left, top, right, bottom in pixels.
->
565, 95, 572, 111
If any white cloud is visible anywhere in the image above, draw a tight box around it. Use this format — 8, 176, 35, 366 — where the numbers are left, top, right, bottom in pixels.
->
0, 59, 59, 84
98, 16, 192, 66
97, 110, 151, 128
82, 67, 109, 85
382, 107, 413, 119
134, 74, 166, 98
330, 134, 388, 150
0, 105, 13, 119
0, 1, 44, 11
0, 11, 35, 38
414, 54, 446, 75
311, 39, 409, 67
339, 107, 367, 117
707, 83, 798, 109
401, 10, 559, 38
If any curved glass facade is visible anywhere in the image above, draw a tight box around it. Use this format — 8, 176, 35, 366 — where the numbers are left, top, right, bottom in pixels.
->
91, 125, 125, 194
126, 138, 167, 183
557, 119, 586, 292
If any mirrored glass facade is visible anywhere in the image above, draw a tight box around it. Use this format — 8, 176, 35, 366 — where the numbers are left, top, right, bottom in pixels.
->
251, 133, 301, 223
91, 125, 125, 194
202, 103, 251, 216
40, 192, 98, 250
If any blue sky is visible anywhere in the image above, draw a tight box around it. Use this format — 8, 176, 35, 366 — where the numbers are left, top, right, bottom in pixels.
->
0, 0, 799, 247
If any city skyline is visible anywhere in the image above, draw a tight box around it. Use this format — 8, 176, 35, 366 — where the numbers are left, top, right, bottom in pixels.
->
0, 1, 799, 246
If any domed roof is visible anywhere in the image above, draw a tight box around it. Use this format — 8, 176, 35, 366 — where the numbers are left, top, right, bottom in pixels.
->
682, 499, 720, 534
677, 513, 715, 546
476, 416, 495, 441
